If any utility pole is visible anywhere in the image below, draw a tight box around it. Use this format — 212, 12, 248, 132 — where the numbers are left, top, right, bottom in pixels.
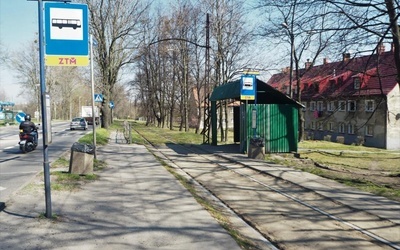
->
202, 13, 211, 144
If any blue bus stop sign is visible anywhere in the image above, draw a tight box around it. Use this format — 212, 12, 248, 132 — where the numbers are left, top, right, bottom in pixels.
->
15, 112, 26, 123
44, 2, 89, 66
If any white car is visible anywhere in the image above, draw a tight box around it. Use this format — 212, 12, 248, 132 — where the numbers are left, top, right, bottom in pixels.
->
70, 117, 88, 130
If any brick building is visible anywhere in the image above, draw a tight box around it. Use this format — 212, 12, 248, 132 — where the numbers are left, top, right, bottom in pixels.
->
267, 45, 400, 150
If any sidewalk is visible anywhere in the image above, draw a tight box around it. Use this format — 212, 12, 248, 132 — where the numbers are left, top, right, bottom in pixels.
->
0, 142, 241, 250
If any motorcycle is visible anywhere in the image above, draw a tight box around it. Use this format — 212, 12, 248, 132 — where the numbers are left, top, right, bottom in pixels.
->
19, 126, 39, 153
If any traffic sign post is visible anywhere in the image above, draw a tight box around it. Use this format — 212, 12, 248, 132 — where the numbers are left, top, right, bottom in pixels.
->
15, 112, 26, 123
32, 0, 87, 219
94, 94, 103, 102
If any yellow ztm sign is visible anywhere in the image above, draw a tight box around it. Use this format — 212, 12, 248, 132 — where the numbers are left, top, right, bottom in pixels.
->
45, 55, 89, 66
240, 95, 255, 100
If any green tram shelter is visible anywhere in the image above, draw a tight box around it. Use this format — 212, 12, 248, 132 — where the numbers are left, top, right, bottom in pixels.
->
209, 78, 303, 153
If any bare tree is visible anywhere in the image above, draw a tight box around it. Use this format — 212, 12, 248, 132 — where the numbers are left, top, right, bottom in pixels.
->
132, 2, 208, 133
256, 0, 350, 141
9, 40, 40, 106
82, 0, 150, 128
131, 0, 255, 138
0, 41, 8, 66
1, 41, 11, 102
323, 0, 400, 88
46, 67, 88, 120
202, 0, 254, 141
9, 37, 90, 120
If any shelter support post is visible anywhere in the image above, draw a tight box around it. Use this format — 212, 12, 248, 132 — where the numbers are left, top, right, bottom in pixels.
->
211, 101, 217, 146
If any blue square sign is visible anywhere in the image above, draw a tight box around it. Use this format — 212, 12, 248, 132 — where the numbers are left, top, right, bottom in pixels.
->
240, 75, 256, 100
44, 3, 89, 56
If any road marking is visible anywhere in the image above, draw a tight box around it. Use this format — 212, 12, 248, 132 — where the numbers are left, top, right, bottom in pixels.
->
0, 171, 37, 175
0, 186, 6, 191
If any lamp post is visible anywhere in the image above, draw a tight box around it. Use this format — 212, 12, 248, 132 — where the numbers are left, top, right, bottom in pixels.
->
282, 22, 294, 98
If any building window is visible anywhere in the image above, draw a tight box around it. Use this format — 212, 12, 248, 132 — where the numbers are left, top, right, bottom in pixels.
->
365, 100, 375, 112
317, 101, 324, 111
348, 100, 356, 112
317, 121, 324, 130
348, 124, 355, 134
328, 122, 334, 131
310, 101, 316, 111
329, 79, 336, 90
338, 123, 345, 133
365, 125, 374, 136
311, 121, 315, 130
301, 102, 307, 111
327, 101, 335, 112
354, 77, 361, 89
338, 101, 346, 111
313, 82, 319, 92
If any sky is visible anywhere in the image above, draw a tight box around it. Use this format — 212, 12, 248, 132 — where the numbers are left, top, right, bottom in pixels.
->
0, 0, 38, 104
0, 0, 271, 105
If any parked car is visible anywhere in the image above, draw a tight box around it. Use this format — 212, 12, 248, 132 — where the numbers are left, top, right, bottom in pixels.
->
70, 117, 88, 130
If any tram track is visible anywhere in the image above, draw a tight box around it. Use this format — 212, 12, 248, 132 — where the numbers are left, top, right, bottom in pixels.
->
131, 127, 400, 250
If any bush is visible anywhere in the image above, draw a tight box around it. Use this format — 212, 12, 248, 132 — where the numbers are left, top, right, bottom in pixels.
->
323, 135, 331, 142
336, 136, 345, 144
355, 136, 364, 146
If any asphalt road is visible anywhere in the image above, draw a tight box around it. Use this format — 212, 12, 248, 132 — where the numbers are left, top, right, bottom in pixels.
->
0, 121, 91, 203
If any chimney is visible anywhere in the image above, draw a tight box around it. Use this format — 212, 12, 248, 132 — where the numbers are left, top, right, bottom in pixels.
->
282, 66, 291, 73
377, 43, 385, 54
305, 59, 312, 69
323, 58, 329, 64
342, 52, 350, 62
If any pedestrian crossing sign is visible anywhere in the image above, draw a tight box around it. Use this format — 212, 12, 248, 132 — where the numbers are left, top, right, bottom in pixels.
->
94, 94, 103, 102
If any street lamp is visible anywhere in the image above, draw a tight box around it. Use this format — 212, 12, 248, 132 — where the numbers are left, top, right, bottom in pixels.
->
282, 22, 294, 98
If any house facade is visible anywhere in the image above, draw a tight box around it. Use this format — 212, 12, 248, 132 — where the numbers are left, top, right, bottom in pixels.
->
267, 45, 400, 150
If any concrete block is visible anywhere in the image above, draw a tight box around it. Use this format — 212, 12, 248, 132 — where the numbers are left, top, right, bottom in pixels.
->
248, 145, 265, 159
69, 151, 94, 175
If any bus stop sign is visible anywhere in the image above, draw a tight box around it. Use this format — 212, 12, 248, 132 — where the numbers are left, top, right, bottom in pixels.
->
44, 2, 89, 66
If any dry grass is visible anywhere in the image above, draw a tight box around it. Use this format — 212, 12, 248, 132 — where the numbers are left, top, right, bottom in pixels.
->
267, 140, 400, 201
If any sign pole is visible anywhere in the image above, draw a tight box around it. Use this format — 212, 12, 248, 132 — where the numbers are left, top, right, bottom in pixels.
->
37, 0, 52, 218
90, 34, 97, 159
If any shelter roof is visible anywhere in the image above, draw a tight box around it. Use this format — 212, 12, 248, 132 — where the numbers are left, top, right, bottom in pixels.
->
210, 78, 303, 107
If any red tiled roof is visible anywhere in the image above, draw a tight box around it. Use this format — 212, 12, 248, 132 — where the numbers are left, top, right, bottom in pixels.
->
268, 51, 398, 100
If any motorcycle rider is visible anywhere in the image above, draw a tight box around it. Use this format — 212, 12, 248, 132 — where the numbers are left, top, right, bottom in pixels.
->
19, 114, 38, 145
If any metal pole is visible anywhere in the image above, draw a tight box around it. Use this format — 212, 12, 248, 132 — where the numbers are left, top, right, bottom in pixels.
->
37, 0, 52, 218
90, 34, 97, 159
289, 33, 294, 98
203, 13, 210, 144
